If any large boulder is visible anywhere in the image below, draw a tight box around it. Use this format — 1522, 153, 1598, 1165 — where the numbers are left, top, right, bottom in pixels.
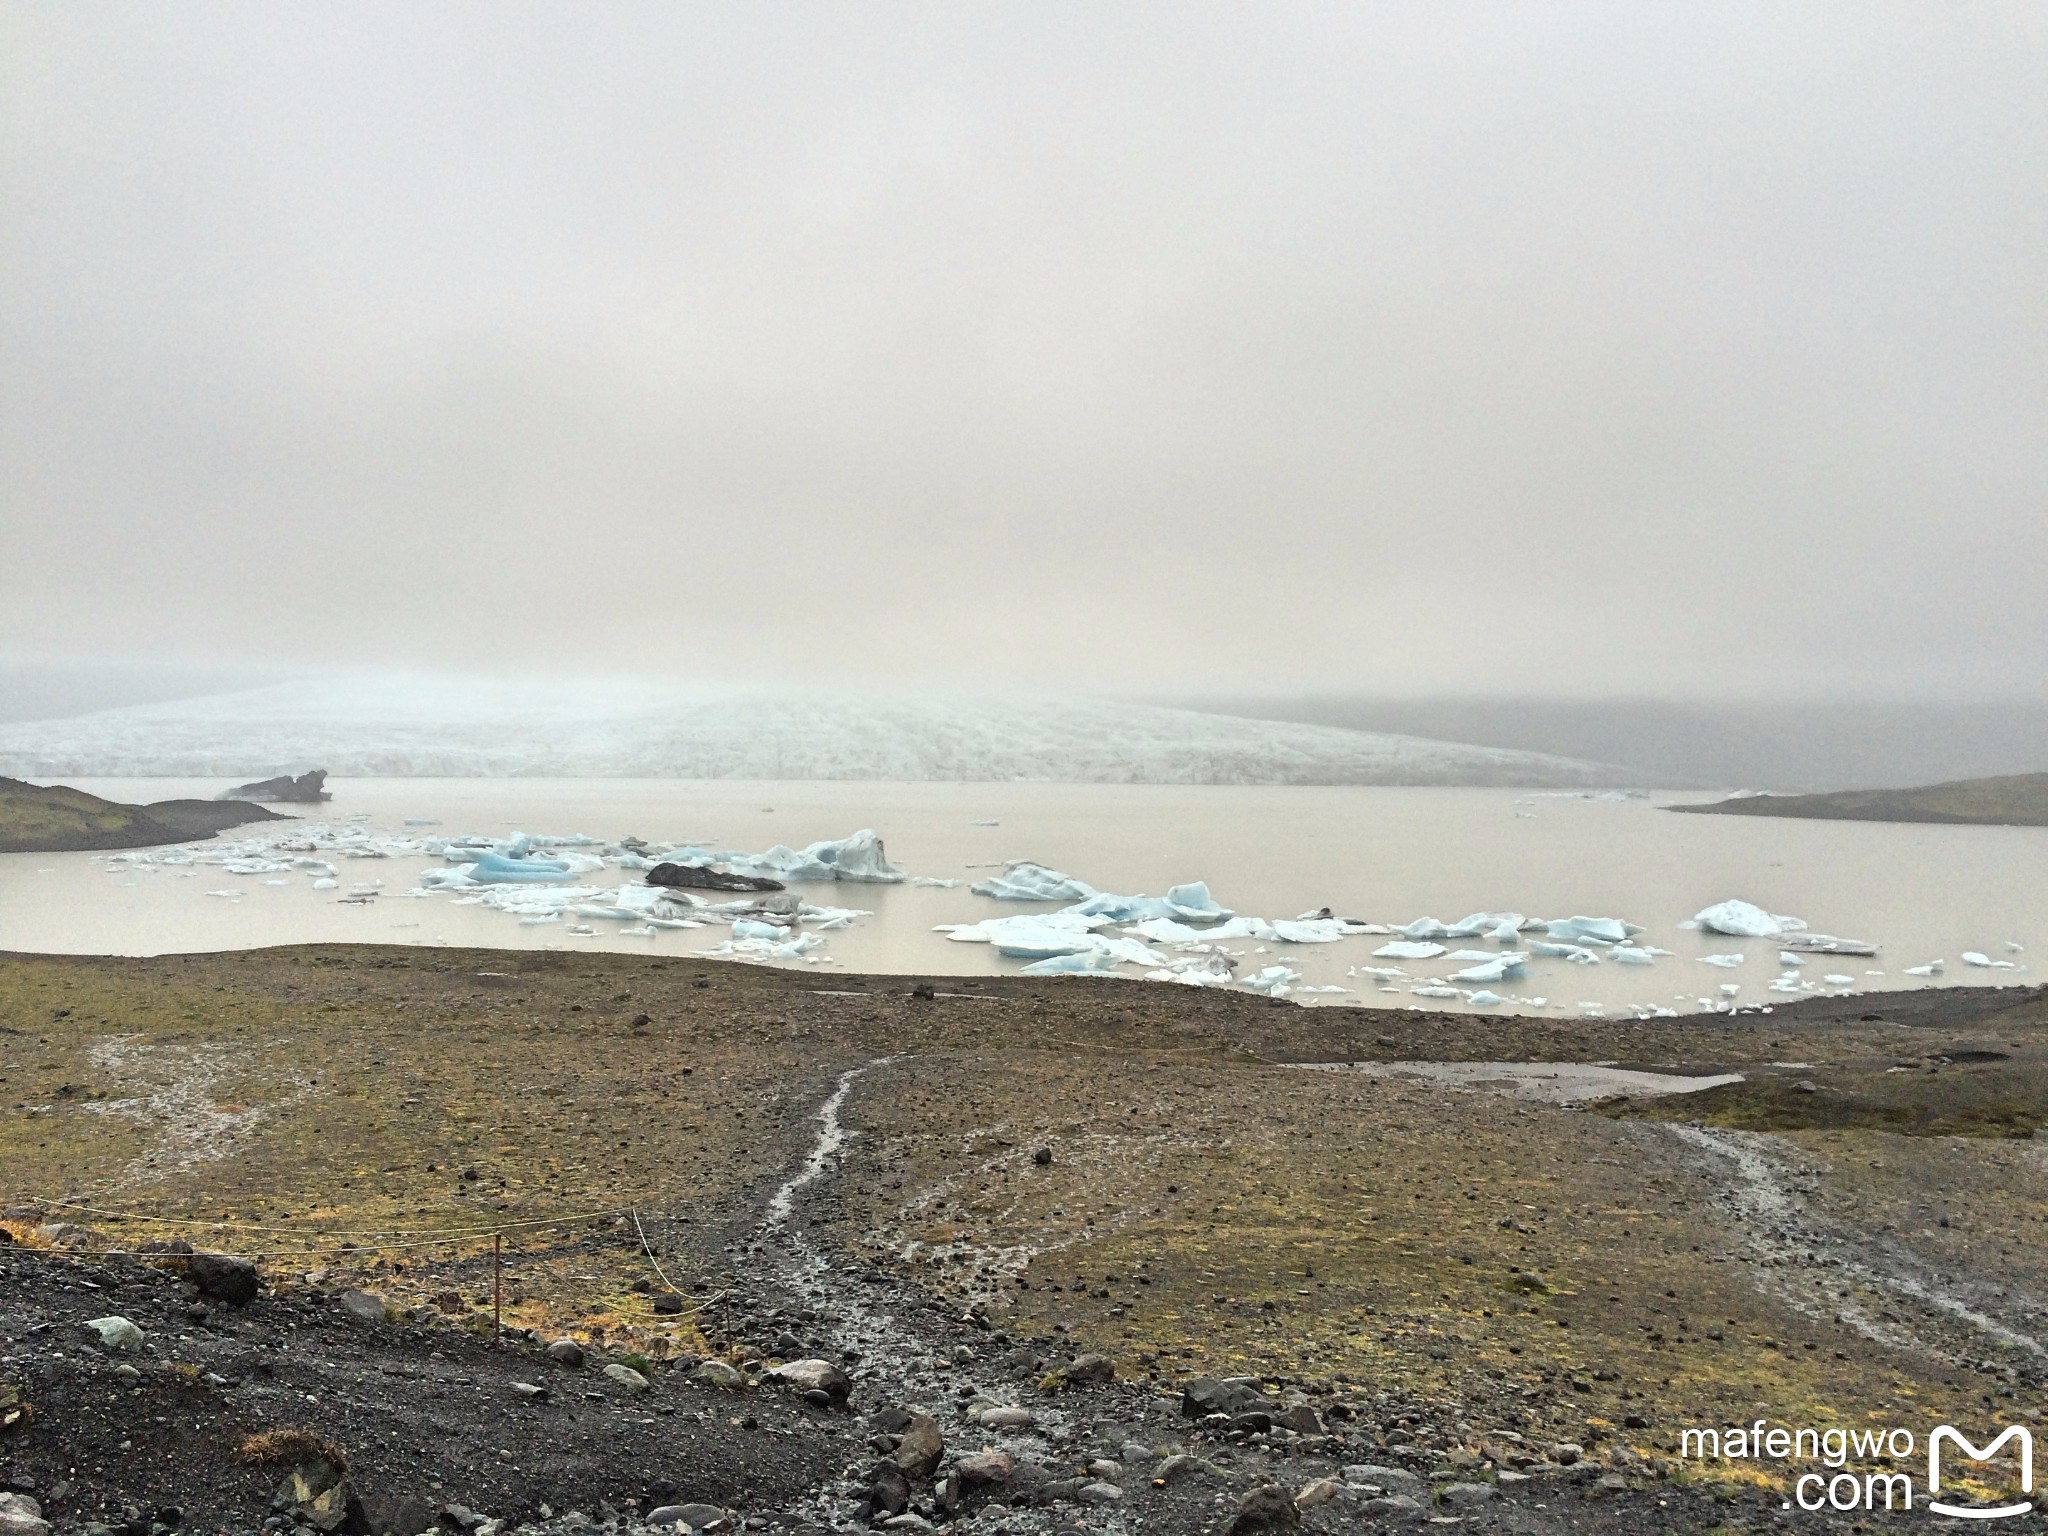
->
889, 1410, 944, 1479
767, 1357, 850, 1403
187, 1251, 260, 1305
1182, 1375, 1277, 1418
1226, 1485, 1302, 1534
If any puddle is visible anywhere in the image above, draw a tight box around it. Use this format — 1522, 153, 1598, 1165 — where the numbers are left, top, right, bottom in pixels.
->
1295, 1059, 1743, 1103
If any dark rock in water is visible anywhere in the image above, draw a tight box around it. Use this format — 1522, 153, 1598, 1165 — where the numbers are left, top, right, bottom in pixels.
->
646, 862, 785, 893
1182, 1376, 1277, 1418
1226, 1485, 1302, 1533
185, 1252, 259, 1306
218, 770, 330, 804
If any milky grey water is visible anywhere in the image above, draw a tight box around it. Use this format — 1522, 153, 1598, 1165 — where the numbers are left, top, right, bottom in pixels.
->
1, 778, 2039, 1018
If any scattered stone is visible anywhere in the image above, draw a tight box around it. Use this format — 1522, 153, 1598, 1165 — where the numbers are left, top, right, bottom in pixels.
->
1154, 1454, 1224, 1484
0, 1493, 50, 1536
1075, 1482, 1122, 1504
975, 1405, 1035, 1429
185, 1252, 260, 1306
1294, 1478, 1343, 1508
692, 1359, 744, 1390
1273, 1402, 1322, 1434
867, 1465, 912, 1518
1343, 1464, 1421, 1492
1550, 1441, 1584, 1466
950, 1450, 1016, 1495
1032, 1147, 1053, 1165
1360, 1494, 1424, 1519
546, 1338, 586, 1368
83, 1317, 145, 1352
1439, 1482, 1495, 1508
643, 1505, 727, 1531
511, 1381, 548, 1400
337, 1290, 387, 1324
890, 1410, 944, 1479
1226, 1485, 1301, 1533
1061, 1352, 1114, 1385
767, 1358, 850, 1402
1181, 1376, 1275, 1418
771, 1330, 806, 1357
651, 1293, 685, 1315
275, 1457, 349, 1533
603, 1363, 651, 1393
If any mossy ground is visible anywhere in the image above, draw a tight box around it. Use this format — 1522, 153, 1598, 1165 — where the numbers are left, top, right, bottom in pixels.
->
4, 945, 2045, 1496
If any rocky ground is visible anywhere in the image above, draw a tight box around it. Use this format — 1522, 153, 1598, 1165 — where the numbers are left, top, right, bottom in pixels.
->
4, 947, 2046, 1533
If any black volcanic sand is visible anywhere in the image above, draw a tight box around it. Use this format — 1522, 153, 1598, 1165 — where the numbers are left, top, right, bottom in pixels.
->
3, 946, 2044, 1532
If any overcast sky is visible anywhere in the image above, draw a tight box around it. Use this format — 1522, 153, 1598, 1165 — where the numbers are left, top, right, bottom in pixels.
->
2, 2, 2043, 700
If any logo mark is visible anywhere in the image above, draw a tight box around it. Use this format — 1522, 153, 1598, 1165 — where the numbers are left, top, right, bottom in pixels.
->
1929, 1425, 2033, 1521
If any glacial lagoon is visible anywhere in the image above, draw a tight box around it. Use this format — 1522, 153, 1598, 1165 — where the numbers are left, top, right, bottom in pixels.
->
1, 778, 2039, 1018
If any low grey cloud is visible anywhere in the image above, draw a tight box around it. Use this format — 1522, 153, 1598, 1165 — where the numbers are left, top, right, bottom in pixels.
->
3, 2, 2042, 698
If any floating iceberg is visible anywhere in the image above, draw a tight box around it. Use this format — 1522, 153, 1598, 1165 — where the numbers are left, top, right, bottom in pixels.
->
1778, 951, 1808, 968
1544, 916, 1639, 945
1441, 912, 1529, 939
1529, 940, 1601, 964
1021, 949, 1124, 976
1375, 940, 1447, 960
1684, 900, 1805, 938
970, 862, 1096, 902
1063, 882, 1233, 925
1699, 953, 1745, 968
1451, 955, 1526, 984
1777, 933, 1877, 956
1822, 973, 1855, 986
1464, 989, 1504, 1007
1241, 965, 1300, 996
1962, 951, 2019, 970
1268, 918, 1348, 944
468, 852, 575, 884
1410, 984, 1461, 1000
1610, 945, 1657, 966
1903, 960, 1945, 977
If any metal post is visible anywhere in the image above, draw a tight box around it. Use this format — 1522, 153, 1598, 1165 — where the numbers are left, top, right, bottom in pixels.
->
494, 1232, 503, 1347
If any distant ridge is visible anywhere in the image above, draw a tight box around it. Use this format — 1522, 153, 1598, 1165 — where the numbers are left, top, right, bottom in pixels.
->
0, 677, 1633, 787
1668, 772, 2048, 826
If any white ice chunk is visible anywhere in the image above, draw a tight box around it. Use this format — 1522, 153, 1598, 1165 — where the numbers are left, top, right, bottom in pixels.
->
1451, 955, 1526, 984
1611, 945, 1657, 966
1020, 950, 1123, 976
969, 862, 1097, 902
1544, 916, 1638, 945
1903, 960, 1944, 977
1464, 990, 1504, 1007
1410, 984, 1461, 999
1529, 940, 1601, 964
1688, 900, 1805, 938
1241, 965, 1300, 996
1375, 940, 1447, 960
1699, 953, 1745, 968
1822, 973, 1855, 985
1398, 917, 1452, 940
1778, 951, 1808, 968
1962, 951, 2019, 969
1269, 919, 1347, 944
